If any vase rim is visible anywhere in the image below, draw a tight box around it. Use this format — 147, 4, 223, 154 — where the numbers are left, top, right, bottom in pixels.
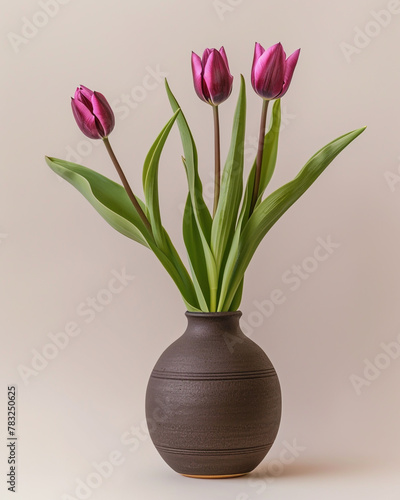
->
185, 311, 242, 318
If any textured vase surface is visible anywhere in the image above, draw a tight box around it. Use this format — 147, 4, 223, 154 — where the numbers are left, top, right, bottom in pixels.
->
145, 311, 282, 478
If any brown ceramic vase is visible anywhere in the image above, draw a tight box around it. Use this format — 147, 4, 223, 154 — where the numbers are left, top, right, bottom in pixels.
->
145, 311, 281, 478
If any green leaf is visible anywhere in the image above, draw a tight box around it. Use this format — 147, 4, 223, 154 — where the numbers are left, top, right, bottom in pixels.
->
160, 228, 203, 312
219, 100, 281, 312
142, 109, 180, 250
241, 98, 281, 224
166, 80, 219, 310
141, 109, 204, 311
229, 275, 244, 311
45, 156, 201, 312
218, 126, 366, 311
214, 78, 281, 313
165, 80, 212, 239
182, 193, 210, 311
216, 211, 242, 311
46, 156, 151, 246
256, 99, 281, 205
211, 75, 246, 272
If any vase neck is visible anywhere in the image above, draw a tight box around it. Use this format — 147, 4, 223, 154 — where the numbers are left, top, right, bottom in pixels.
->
184, 311, 242, 337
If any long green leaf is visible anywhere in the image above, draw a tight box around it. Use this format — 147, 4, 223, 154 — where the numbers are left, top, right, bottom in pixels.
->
222, 99, 281, 311
241, 98, 281, 224
141, 109, 203, 311
166, 80, 218, 310
229, 278, 244, 311
211, 75, 246, 272
46, 156, 151, 246
45, 156, 200, 311
219, 126, 366, 310
142, 109, 180, 250
182, 193, 210, 311
165, 80, 212, 239
217, 210, 243, 311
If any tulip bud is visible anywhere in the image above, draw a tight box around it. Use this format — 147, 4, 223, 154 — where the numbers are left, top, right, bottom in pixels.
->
191, 47, 233, 106
251, 42, 300, 100
71, 85, 115, 139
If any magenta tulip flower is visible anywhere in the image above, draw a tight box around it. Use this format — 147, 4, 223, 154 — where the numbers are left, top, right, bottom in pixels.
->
191, 47, 233, 106
71, 85, 115, 139
251, 42, 300, 100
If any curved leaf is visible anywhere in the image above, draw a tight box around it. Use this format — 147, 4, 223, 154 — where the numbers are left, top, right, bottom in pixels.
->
211, 75, 246, 272
241, 98, 281, 224
166, 80, 218, 310
142, 109, 180, 250
46, 156, 150, 246
219, 99, 281, 311
218, 126, 366, 310
45, 156, 200, 311
182, 193, 210, 311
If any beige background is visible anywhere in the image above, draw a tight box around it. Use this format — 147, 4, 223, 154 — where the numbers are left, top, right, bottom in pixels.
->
1, 0, 400, 498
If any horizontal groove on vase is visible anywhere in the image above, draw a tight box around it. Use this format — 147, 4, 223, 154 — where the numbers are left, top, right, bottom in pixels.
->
151, 368, 277, 381
156, 443, 273, 456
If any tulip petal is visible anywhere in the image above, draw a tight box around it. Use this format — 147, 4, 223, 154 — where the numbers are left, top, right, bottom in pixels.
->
202, 48, 212, 65
92, 91, 115, 137
219, 46, 231, 72
253, 42, 285, 99
203, 49, 233, 105
277, 48, 300, 98
71, 98, 102, 139
251, 42, 265, 89
75, 85, 94, 110
78, 85, 94, 101
191, 51, 208, 103
254, 42, 265, 61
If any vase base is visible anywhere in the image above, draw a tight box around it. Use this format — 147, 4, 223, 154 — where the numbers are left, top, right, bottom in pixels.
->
181, 473, 247, 479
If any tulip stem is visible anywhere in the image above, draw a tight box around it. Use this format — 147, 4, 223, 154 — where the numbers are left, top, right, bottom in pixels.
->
103, 137, 153, 235
213, 105, 221, 217
250, 99, 269, 216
